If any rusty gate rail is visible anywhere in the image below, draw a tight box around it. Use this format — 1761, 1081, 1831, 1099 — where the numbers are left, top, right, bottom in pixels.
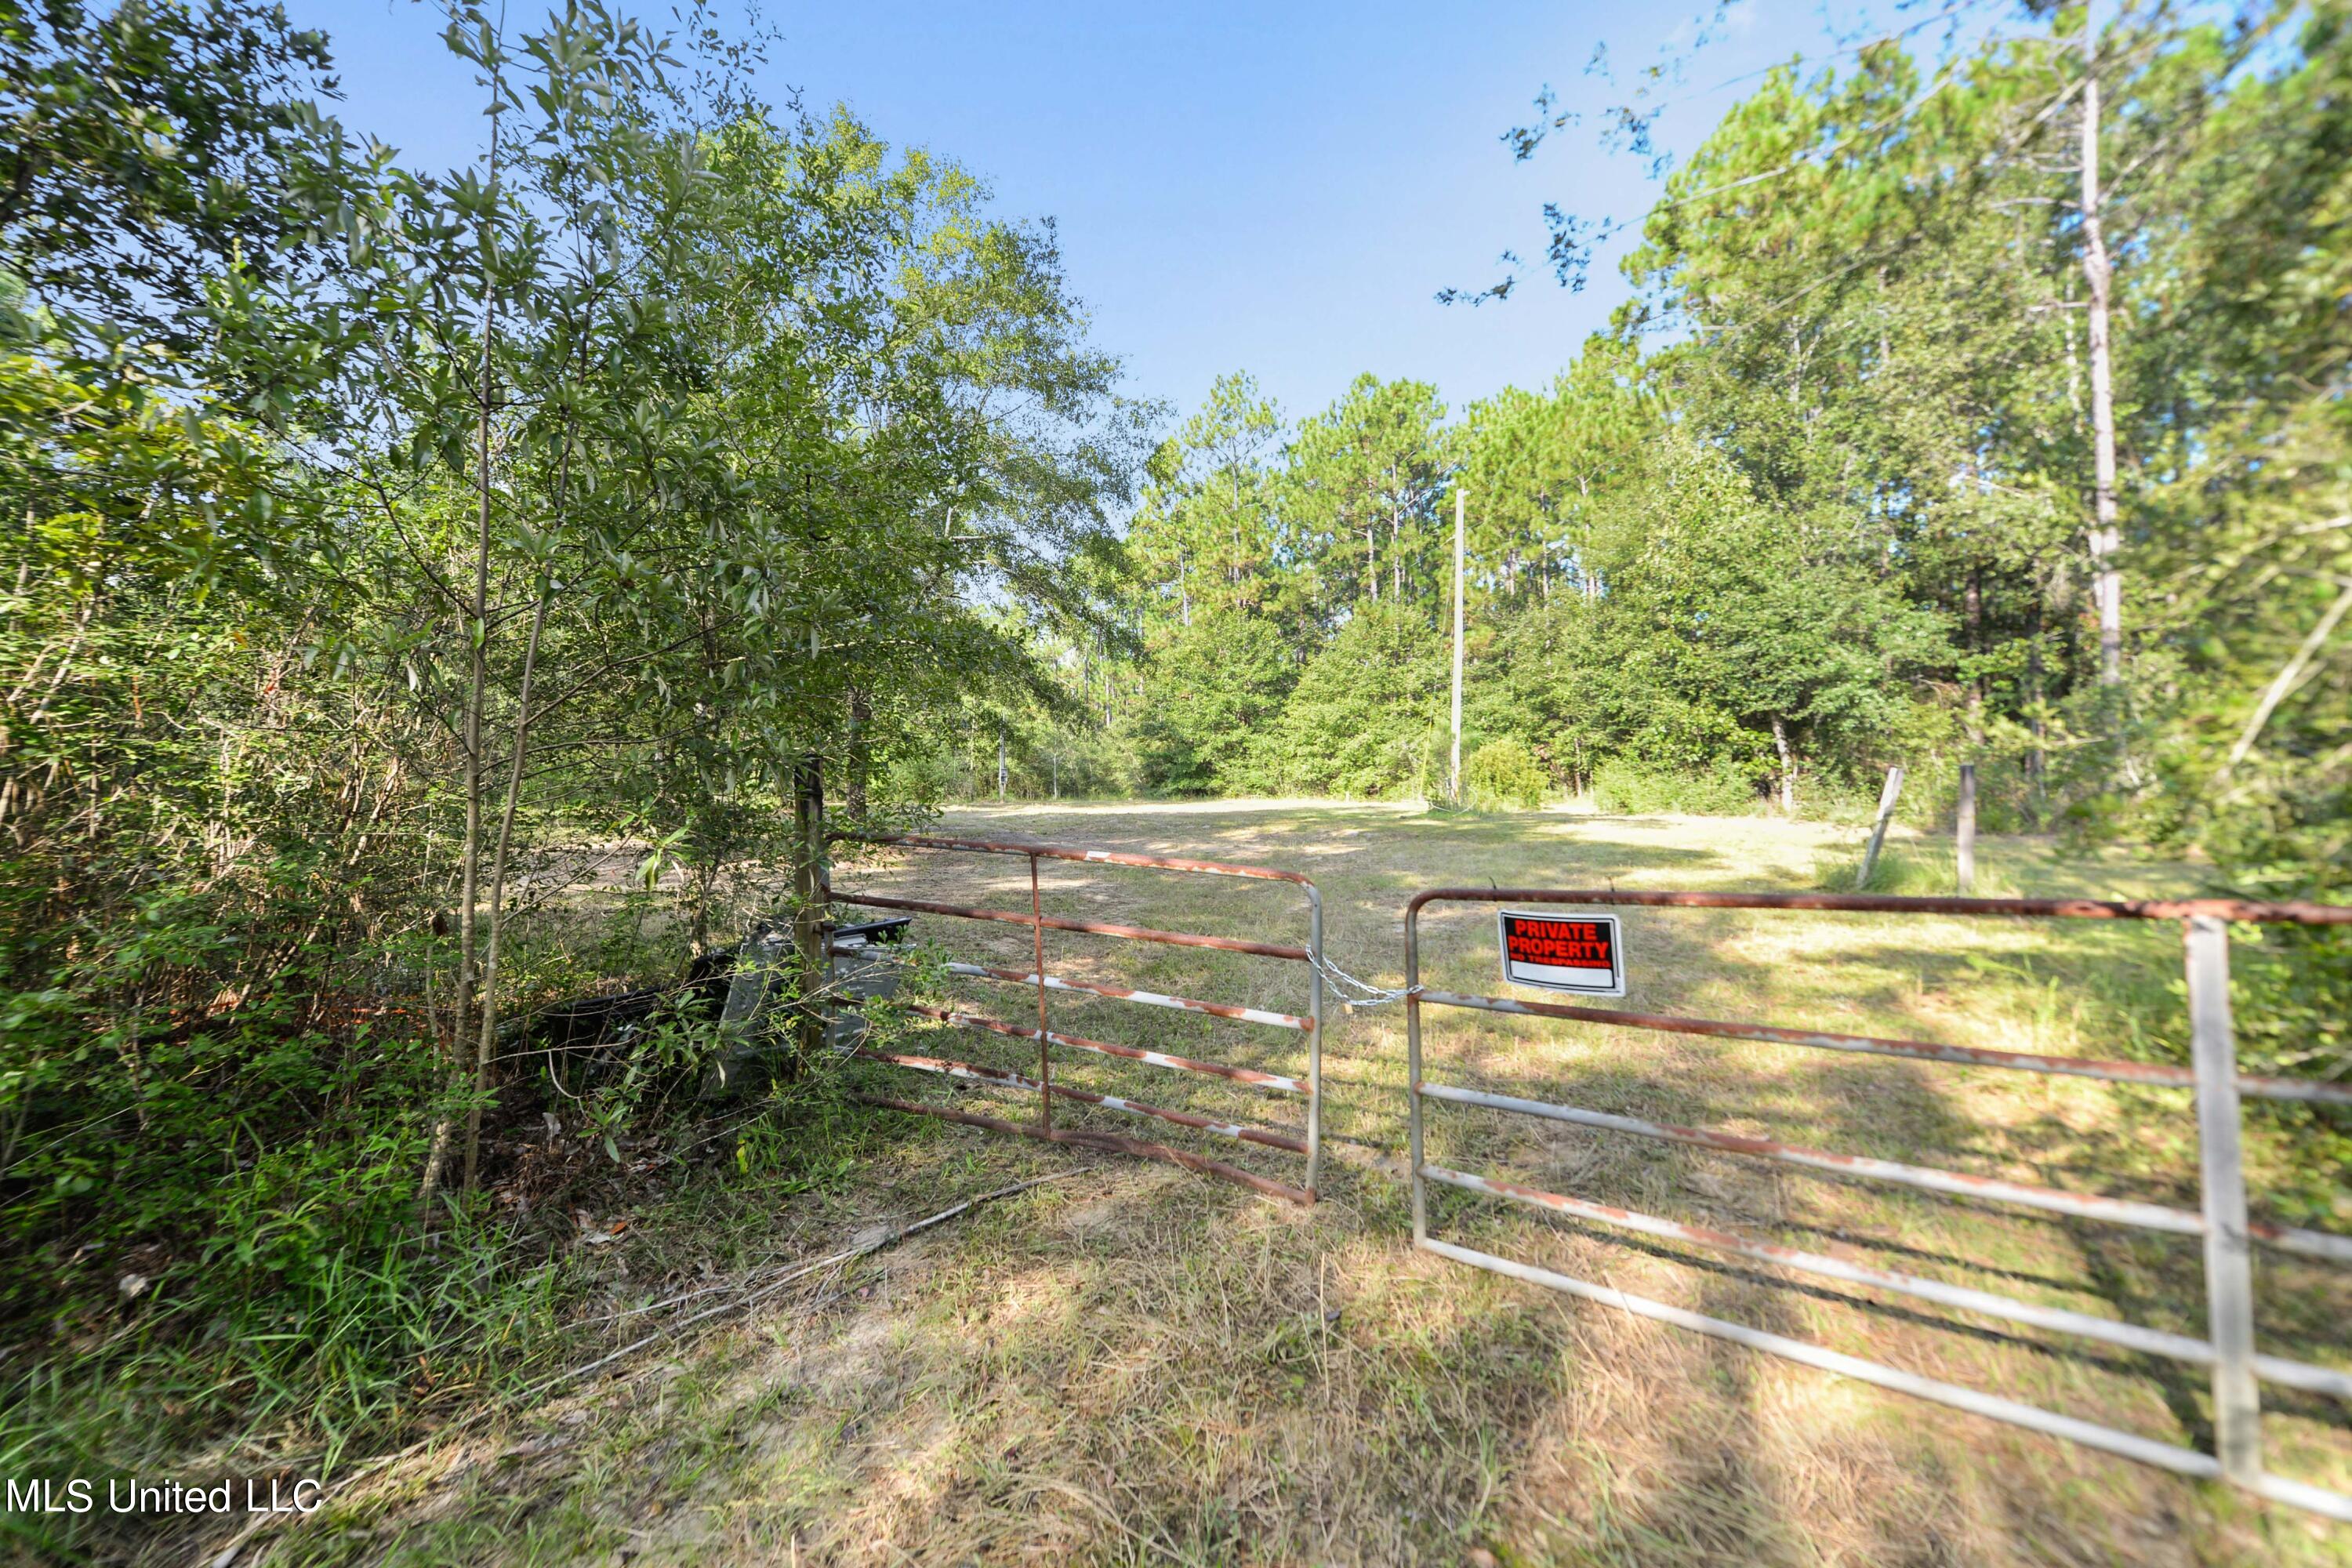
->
832, 831, 1324, 1203
1404, 887, 2352, 1525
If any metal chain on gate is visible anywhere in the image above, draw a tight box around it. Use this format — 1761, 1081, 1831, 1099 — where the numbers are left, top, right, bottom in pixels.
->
1310, 951, 1417, 1010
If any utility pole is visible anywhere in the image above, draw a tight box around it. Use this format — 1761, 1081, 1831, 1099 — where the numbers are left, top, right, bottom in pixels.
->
1449, 487, 1466, 805
2082, 0, 2122, 685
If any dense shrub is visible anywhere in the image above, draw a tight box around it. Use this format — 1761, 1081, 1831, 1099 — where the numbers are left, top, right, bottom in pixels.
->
887, 746, 963, 807
1589, 757, 1762, 816
0, 0, 1140, 1506
1256, 604, 1447, 798
1465, 739, 1547, 810
1131, 611, 1295, 795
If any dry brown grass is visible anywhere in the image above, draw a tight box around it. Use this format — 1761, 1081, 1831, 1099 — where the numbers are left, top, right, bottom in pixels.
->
258, 804, 2352, 1567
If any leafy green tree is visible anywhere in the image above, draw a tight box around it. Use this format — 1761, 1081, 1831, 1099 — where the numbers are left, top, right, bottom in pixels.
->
1455, 336, 1654, 607
1, 0, 1146, 1475
1281, 376, 1451, 628
1596, 432, 1951, 808
1258, 601, 1447, 797
0, 0, 345, 350
1127, 372, 1283, 633
1130, 610, 1294, 795
1461, 592, 1646, 797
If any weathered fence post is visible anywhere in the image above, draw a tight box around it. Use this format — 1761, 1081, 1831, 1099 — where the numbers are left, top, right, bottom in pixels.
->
1029, 853, 1051, 1131
1956, 763, 1977, 895
1858, 765, 1905, 889
793, 754, 828, 1064
2187, 915, 2263, 1486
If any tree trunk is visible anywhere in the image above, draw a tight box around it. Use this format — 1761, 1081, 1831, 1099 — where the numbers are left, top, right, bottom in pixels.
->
460, 176, 586, 1195
2082, 7, 2123, 685
1876, 263, 1891, 370
2026, 587, 2048, 826
433, 437, 491, 1200
1772, 716, 1797, 815
1448, 488, 1465, 804
2063, 270, 2082, 417
690, 859, 716, 947
421, 80, 503, 1207
465, 575, 551, 1193
844, 685, 869, 820
412, 902, 450, 1198
996, 731, 1007, 800
1965, 566, 1985, 746
791, 755, 827, 1069
1229, 471, 1244, 604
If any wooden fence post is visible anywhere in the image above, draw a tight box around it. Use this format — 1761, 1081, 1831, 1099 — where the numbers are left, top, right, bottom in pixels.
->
2186, 916, 2263, 1486
793, 753, 827, 1065
1859, 766, 1905, 890
1956, 763, 1977, 895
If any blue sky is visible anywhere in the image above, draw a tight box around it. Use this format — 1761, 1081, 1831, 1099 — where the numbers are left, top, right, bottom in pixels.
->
292, 0, 1931, 426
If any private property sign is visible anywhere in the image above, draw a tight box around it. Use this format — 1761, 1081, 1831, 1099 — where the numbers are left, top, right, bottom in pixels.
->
1498, 911, 1625, 996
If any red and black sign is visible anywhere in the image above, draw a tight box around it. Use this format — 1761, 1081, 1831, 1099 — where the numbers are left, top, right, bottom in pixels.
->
1498, 910, 1624, 996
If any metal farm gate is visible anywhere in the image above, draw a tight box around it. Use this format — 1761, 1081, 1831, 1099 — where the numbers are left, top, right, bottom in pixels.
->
828, 832, 1325, 1204
1403, 887, 2352, 1523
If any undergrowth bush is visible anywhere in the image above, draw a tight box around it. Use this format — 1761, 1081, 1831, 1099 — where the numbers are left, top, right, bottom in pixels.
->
1589, 757, 1761, 816
887, 746, 964, 808
0, 1112, 554, 1501
1464, 739, 1547, 811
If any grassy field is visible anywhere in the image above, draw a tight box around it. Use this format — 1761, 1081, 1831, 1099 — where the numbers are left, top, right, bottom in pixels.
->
215, 804, 2351, 1567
